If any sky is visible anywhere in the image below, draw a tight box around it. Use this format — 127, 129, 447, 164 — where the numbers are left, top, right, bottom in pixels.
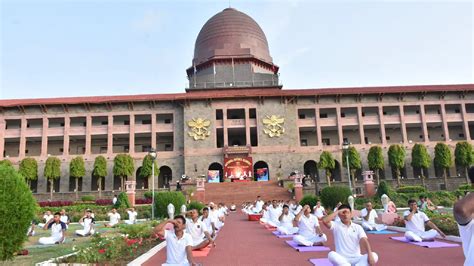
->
1, 0, 473, 99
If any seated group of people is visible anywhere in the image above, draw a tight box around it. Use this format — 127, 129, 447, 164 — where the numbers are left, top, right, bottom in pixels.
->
34, 207, 138, 245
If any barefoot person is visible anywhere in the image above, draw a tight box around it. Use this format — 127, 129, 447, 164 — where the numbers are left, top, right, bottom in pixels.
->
39, 212, 66, 245
404, 199, 446, 242
76, 210, 95, 236
361, 202, 387, 231
323, 204, 378, 266
276, 204, 298, 235
453, 166, 474, 266
186, 209, 213, 250
154, 215, 198, 266
293, 205, 327, 246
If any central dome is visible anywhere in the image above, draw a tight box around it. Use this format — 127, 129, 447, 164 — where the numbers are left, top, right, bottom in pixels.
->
193, 8, 273, 65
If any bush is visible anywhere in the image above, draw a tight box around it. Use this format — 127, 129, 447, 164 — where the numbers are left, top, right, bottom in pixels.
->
115, 192, 130, 209
81, 195, 96, 202
396, 186, 427, 194
376, 181, 393, 198
458, 184, 472, 190
299, 194, 319, 209
320, 186, 351, 210
425, 211, 459, 236
0, 164, 37, 261
118, 223, 153, 239
187, 201, 206, 214
154, 191, 186, 219
143, 191, 153, 199
354, 197, 382, 210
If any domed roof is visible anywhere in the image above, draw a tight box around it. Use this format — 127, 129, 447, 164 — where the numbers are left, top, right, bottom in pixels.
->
193, 8, 273, 65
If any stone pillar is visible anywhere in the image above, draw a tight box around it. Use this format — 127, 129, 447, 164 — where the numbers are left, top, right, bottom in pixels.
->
151, 112, 157, 148
125, 180, 136, 207
440, 104, 450, 141
41, 117, 49, 157
129, 114, 135, 154
362, 171, 376, 197
336, 107, 343, 145
315, 108, 322, 146
63, 116, 70, 156
378, 106, 387, 145
399, 106, 408, 144
19, 117, 27, 158
223, 109, 228, 146
85, 116, 92, 156
357, 106, 365, 144
0, 117, 5, 159
461, 103, 471, 140
245, 108, 251, 146
194, 177, 206, 203
294, 173, 303, 203
107, 115, 113, 156
419, 105, 429, 142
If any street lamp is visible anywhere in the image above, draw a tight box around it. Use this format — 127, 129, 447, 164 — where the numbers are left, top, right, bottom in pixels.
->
342, 140, 352, 194
148, 148, 157, 220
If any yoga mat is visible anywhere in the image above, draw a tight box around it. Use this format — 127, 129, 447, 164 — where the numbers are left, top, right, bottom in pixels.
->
272, 231, 296, 238
309, 258, 333, 266
390, 236, 460, 248
192, 247, 211, 257
265, 225, 277, 231
366, 230, 397, 234
285, 240, 331, 252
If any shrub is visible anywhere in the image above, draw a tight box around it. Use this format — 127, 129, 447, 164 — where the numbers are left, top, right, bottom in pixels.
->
396, 186, 427, 193
154, 191, 186, 219
81, 195, 96, 202
115, 192, 130, 209
320, 186, 351, 210
135, 198, 152, 205
299, 194, 319, 209
0, 164, 37, 261
425, 211, 459, 236
458, 184, 474, 190
187, 201, 206, 214
376, 181, 393, 198
354, 197, 382, 210
38, 200, 74, 207
96, 199, 113, 206
118, 223, 153, 239
143, 191, 154, 199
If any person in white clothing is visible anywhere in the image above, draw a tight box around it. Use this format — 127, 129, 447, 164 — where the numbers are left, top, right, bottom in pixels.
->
293, 205, 327, 246
39, 212, 67, 245
323, 204, 378, 266
125, 208, 138, 224
404, 199, 446, 242
38, 210, 53, 228
453, 166, 474, 266
59, 209, 70, 229
112, 195, 118, 205
277, 205, 298, 235
76, 210, 95, 236
154, 215, 198, 266
361, 202, 387, 231
333, 202, 342, 222
289, 201, 303, 216
200, 207, 217, 238
186, 209, 213, 250
259, 204, 270, 224
253, 196, 264, 213
267, 200, 283, 227
105, 208, 121, 227
313, 201, 327, 219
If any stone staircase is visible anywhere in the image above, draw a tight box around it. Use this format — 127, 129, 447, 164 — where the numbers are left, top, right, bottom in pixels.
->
204, 180, 292, 205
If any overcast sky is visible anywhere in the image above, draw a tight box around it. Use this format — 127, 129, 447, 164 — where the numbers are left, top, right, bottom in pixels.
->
1, 0, 473, 99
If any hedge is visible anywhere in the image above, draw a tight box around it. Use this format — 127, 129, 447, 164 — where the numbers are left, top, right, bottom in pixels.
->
154, 191, 186, 219
187, 201, 206, 214
299, 194, 319, 209
81, 195, 95, 202
320, 186, 351, 210
396, 186, 427, 194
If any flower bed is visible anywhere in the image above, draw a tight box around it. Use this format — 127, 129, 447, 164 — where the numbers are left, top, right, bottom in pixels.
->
38, 200, 74, 207
135, 198, 152, 204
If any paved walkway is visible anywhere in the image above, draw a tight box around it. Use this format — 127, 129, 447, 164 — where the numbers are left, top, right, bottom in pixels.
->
144, 212, 465, 266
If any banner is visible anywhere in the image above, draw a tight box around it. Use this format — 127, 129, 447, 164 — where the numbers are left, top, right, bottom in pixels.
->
207, 170, 220, 183
224, 157, 253, 181
256, 168, 269, 181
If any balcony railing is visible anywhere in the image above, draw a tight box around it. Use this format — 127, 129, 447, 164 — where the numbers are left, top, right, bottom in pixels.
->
188, 78, 281, 89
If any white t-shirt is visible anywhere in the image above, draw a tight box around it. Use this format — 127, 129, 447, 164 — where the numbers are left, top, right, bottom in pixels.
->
186, 218, 207, 244
255, 200, 264, 211
108, 212, 121, 225
164, 230, 193, 265
268, 206, 282, 222
262, 209, 270, 220
291, 205, 303, 216
330, 221, 367, 259
48, 222, 66, 240
297, 214, 319, 237
60, 215, 69, 224
314, 206, 325, 218
81, 217, 95, 232
127, 211, 138, 222
459, 219, 474, 266
200, 215, 214, 233
403, 210, 429, 234
361, 208, 377, 224
279, 213, 295, 228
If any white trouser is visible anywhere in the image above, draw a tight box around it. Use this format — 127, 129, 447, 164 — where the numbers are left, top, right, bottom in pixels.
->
39, 236, 63, 245
293, 233, 327, 246
125, 220, 136, 225
267, 220, 279, 227
75, 229, 94, 236
405, 229, 438, 242
277, 225, 299, 235
260, 218, 268, 223
362, 221, 387, 231
328, 251, 379, 266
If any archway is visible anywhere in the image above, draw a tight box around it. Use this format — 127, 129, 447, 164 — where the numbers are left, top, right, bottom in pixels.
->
69, 177, 83, 192
304, 160, 319, 182
91, 173, 105, 192
136, 166, 149, 189
208, 162, 224, 183
254, 161, 269, 181
332, 160, 342, 181
158, 166, 172, 188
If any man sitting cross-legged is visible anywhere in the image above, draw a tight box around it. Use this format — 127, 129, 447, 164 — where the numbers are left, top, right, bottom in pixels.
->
186, 209, 214, 250
361, 202, 387, 232
154, 215, 198, 266
276, 204, 299, 235
105, 208, 121, 227
75, 209, 95, 236
39, 212, 66, 245
323, 204, 378, 266
293, 205, 327, 246
404, 199, 446, 242
266, 200, 283, 227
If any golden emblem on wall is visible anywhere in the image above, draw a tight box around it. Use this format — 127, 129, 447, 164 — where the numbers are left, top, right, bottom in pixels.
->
187, 118, 211, 140
262, 115, 285, 138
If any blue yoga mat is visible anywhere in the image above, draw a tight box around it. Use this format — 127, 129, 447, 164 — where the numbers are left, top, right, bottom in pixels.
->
366, 230, 397, 234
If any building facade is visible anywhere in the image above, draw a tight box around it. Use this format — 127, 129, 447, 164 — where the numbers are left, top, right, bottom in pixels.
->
1, 8, 473, 198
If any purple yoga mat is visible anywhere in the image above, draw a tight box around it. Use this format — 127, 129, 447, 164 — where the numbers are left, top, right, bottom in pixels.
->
285, 240, 331, 252
390, 236, 460, 248
309, 258, 333, 266
272, 231, 296, 238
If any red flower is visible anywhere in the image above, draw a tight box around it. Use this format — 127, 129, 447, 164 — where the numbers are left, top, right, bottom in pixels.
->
98, 249, 106, 254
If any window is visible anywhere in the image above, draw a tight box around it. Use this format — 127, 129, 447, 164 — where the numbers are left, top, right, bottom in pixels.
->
320, 113, 328, 118
165, 144, 172, 151
322, 138, 330, 145
459, 133, 465, 138
299, 114, 305, 119
164, 119, 171, 124
101, 121, 108, 125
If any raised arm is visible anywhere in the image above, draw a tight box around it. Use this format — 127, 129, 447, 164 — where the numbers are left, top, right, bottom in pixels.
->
153, 219, 174, 238
360, 237, 376, 266
453, 192, 474, 225
404, 210, 416, 221
322, 209, 339, 229
293, 206, 306, 227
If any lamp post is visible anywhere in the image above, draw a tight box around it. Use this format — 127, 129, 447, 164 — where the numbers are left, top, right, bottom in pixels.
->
149, 148, 157, 220
342, 140, 352, 194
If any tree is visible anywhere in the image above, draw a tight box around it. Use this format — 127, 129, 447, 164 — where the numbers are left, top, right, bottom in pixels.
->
411, 143, 431, 187
454, 141, 474, 184
0, 164, 36, 261
0, 159, 12, 167
18, 157, 38, 189
387, 144, 406, 187
113, 154, 135, 191
434, 142, 453, 189
318, 151, 335, 186
342, 146, 362, 190
367, 146, 384, 185
93, 156, 108, 199
70, 156, 86, 201
140, 154, 159, 190
44, 156, 61, 201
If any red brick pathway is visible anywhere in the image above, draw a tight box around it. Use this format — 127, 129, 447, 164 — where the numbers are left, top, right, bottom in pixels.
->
144, 212, 465, 266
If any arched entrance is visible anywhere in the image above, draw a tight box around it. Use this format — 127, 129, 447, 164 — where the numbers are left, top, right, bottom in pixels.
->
254, 161, 269, 181
208, 162, 224, 182
136, 167, 149, 189
304, 160, 319, 182
332, 160, 342, 181
158, 166, 172, 188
